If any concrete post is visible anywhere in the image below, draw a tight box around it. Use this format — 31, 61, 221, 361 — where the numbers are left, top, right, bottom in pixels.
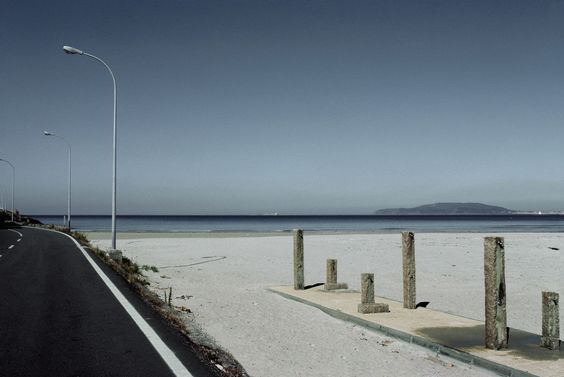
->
358, 273, 389, 313
541, 291, 560, 350
402, 231, 416, 309
326, 259, 337, 285
484, 237, 508, 350
109, 249, 122, 263
324, 259, 348, 290
360, 273, 374, 304
293, 229, 304, 290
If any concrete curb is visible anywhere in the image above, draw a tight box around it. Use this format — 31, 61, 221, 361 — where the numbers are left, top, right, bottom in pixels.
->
268, 287, 538, 377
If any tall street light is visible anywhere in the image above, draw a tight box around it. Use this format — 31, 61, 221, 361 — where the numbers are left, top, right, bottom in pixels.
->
63, 45, 118, 251
0, 158, 15, 222
44, 131, 72, 230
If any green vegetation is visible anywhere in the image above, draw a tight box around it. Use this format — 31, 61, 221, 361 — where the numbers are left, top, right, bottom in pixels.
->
70, 230, 89, 244
0, 210, 42, 226
141, 264, 159, 273
121, 256, 141, 274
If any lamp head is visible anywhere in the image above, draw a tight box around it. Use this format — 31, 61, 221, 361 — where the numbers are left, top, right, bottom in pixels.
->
63, 45, 83, 55
43, 131, 52, 136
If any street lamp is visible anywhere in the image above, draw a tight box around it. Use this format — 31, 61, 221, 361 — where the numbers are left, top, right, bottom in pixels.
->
63, 45, 118, 251
44, 131, 72, 230
0, 158, 15, 222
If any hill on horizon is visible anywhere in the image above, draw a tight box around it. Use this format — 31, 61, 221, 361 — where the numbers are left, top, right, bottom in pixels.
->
374, 202, 515, 215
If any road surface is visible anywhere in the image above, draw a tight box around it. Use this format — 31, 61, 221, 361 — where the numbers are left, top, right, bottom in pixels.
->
0, 226, 219, 377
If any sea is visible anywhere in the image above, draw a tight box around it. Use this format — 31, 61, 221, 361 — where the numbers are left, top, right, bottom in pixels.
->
33, 214, 564, 234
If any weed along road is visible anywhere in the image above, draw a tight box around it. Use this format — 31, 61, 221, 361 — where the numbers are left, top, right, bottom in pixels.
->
0, 226, 217, 377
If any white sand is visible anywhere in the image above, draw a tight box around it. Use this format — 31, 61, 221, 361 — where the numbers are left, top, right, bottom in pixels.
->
92, 233, 563, 377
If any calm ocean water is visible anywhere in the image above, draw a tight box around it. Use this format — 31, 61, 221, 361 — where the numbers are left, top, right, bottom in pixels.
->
33, 215, 564, 233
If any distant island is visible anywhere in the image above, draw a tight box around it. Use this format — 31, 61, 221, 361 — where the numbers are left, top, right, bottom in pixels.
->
374, 202, 515, 215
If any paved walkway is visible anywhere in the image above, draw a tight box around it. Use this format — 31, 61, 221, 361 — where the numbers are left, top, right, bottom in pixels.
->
270, 286, 563, 377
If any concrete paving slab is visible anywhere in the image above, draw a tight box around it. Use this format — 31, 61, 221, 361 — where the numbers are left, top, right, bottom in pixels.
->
269, 286, 563, 377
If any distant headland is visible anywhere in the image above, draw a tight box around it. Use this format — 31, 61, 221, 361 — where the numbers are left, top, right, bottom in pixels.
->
374, 202, 515, 215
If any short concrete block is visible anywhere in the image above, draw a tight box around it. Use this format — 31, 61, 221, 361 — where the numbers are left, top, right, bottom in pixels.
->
109, 249, 123, 263
540, 337, 561, 350
326, 259, 338, 284
324, 282, 349, 290
358, 303, 390, 313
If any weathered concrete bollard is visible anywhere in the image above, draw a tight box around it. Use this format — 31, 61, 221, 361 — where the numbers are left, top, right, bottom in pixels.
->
109, 249, 123, 263
402, 231, 416, 309
327, 259, 337, 284
541, 291, 560, 350
358, 273, 389, 313
293, 229, 304, 290
484, 237, 508, 350
324, 259, 348, 290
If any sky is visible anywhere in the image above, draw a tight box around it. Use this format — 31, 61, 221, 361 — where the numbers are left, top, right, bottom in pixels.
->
2, 0, 564, 215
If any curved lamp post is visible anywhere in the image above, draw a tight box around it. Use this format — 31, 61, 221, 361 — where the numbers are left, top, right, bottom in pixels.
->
63, 45, 118, 250
0, 158, 15, 222
44, 131, 72, 229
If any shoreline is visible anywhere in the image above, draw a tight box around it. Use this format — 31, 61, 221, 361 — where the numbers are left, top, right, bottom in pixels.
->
86, 230, 398, 240
87, 229, 564, 240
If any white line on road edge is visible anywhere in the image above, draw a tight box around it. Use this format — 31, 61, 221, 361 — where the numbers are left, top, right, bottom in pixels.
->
17, 239, 21, 242
32, 228, 193, 377
8, 245, 14, 250
8, 229, 23, 237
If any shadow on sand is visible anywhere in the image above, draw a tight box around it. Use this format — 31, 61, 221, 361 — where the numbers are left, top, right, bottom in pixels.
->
415, 324, 563, 361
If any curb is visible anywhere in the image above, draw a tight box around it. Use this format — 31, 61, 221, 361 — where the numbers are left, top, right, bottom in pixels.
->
268, 287, 538, 377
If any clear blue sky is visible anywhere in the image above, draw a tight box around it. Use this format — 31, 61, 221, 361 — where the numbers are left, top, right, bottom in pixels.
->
2, 0, 564, 215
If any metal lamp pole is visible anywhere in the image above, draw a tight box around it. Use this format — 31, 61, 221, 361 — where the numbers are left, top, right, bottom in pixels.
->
63, 45, 118, 250
44, 131, 72, 229
0, 158, 15, 222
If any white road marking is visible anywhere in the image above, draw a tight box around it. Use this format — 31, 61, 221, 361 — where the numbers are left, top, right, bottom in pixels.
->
17, 239, 21, 242
8, 245, 14, 250
30, 227, 193, 377
8, 229, 23, 237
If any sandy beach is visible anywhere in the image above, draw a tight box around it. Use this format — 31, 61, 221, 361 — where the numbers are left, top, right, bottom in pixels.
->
91, 232, 563, 377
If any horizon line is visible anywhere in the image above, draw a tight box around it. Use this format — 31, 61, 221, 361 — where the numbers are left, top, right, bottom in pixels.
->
29, 212, 563, 217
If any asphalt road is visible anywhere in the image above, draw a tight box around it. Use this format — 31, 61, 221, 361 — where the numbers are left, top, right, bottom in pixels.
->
0, 226, 219, 377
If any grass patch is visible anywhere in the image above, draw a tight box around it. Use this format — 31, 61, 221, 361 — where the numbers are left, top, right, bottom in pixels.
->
141, 264, 159, 273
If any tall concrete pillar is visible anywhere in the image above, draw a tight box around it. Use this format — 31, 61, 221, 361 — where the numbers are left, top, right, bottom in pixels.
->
541, 291, 560, 350
324, 258, 348, 290
293, 229, 304, 290
358, 273, 389, 313
484, 237, 508, 350
402, 231, 416, 309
